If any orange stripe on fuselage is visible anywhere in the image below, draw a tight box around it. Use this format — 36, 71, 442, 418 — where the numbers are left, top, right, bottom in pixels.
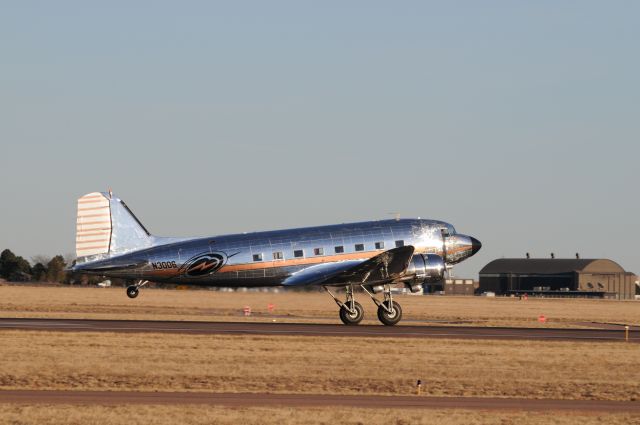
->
218, 251, 383, 273
445, 246, 471, 256
217, 246, 470, 274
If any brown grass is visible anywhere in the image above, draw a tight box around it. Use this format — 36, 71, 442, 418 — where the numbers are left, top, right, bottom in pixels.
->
1, 404, 638, 425
1, 285, 639, 328
0, 330, 638, 401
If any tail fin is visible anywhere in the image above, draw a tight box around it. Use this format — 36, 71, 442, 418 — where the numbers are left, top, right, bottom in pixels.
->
76, 192, 153, 261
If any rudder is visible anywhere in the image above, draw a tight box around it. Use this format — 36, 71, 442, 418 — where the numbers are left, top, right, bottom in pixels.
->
76, 192, 112, 258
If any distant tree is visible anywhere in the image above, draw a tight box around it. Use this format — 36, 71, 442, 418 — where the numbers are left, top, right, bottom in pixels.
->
0, 249, 17, 279
32, 263, 48, 282
46, 255, 66, 283
0, 249, 32, 281
31, 255, 51, 283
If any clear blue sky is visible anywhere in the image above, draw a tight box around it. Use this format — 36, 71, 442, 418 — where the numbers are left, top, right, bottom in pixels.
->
1, 1, 638, 278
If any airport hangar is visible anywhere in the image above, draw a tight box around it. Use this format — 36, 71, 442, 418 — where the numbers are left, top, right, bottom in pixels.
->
478, 257, 638, 299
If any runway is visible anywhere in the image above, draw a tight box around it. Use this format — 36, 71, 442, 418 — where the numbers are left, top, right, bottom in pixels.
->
0, 318, 636, 341
0, 390, 638, 412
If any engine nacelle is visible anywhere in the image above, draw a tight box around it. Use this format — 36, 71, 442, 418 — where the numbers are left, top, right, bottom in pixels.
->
405, 254, 445, 285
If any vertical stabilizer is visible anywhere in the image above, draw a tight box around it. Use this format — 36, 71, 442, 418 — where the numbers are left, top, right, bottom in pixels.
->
108, 194, 153, 254
75, 191, 154, 261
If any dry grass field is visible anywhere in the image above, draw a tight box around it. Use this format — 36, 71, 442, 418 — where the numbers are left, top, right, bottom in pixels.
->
0, 404, 637, 425
1, 285, 639, 424
0, 285, 639, 327
1, 330, 638, 401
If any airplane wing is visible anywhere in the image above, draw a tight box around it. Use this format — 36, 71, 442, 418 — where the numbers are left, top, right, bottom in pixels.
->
282, 245, 415, 287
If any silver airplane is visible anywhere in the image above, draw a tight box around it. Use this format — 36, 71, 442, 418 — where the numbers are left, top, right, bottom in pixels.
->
71, 191, 481, 326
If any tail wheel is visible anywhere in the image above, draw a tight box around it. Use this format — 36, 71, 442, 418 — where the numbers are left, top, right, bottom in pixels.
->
377, 300, 402, 326
339, 301, 364, 325
126, 286, 139, 299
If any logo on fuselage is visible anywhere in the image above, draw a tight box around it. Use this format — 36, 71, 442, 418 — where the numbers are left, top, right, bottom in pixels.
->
180, 252, 227, 277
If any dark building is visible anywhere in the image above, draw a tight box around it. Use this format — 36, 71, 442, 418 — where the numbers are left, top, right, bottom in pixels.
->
443, 279, 476, 295
479, 258, 638, 300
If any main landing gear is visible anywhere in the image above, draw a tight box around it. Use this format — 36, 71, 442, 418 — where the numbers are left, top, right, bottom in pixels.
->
126, 280, 149, 299
324, 284, 403, 326
362, 284, 403, 326
325, 285, 364, 325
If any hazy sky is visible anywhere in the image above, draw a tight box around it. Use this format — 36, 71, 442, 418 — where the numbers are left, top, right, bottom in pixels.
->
1, 1, 638, 278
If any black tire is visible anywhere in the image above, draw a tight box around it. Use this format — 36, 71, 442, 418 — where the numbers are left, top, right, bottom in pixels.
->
126, 286, 139, 299
339, 301, 364, 325
377, 300, 402, 326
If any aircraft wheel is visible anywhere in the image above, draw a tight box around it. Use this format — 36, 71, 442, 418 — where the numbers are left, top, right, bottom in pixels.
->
339, 301, 364, 325
126, 286, 139, 299
377, 300, 402, 326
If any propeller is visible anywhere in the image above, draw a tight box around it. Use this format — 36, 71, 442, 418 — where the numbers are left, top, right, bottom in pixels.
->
440, 228, 452, 282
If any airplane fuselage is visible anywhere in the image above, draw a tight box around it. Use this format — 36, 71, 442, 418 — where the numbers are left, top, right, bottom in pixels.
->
75, 218, 481, 287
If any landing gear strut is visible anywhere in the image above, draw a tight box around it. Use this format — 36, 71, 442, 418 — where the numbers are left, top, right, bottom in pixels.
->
324, 253, 404, 326
360, 253, 403, 326
126, 280, 148, 299
324, 285, 364, 325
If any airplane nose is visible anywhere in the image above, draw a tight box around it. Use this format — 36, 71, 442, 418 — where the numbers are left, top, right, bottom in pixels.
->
470, 237, 482, 256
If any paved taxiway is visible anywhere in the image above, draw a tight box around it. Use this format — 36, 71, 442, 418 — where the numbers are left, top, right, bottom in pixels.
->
1, 390, 638, 412
0, 318, 636, 341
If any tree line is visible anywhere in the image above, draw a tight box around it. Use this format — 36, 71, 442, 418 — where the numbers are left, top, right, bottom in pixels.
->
0, 249, 69, 283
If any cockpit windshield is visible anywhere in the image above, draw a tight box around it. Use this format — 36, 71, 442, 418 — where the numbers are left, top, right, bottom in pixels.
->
441, 224, 456, 236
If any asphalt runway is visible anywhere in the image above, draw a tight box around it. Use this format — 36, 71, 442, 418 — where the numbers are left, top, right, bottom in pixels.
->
1, 390, 638, 412
0, 318, 636, 341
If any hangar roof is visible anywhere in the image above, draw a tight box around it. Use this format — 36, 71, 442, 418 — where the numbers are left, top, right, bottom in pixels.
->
479, 258, 626, 275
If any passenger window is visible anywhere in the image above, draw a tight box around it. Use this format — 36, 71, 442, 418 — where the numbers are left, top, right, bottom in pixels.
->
313, 247, 324, 256
273, 251, 284, 260
375, 241, 384, 250
395, 240, 404, 248
252, 253, 263, 262
334, 246, 344, 254
355, 244, 364, 252
293, 249, 304, 258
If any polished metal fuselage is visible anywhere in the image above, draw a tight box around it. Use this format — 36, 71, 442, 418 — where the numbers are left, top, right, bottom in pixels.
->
74, 218, 479, 287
